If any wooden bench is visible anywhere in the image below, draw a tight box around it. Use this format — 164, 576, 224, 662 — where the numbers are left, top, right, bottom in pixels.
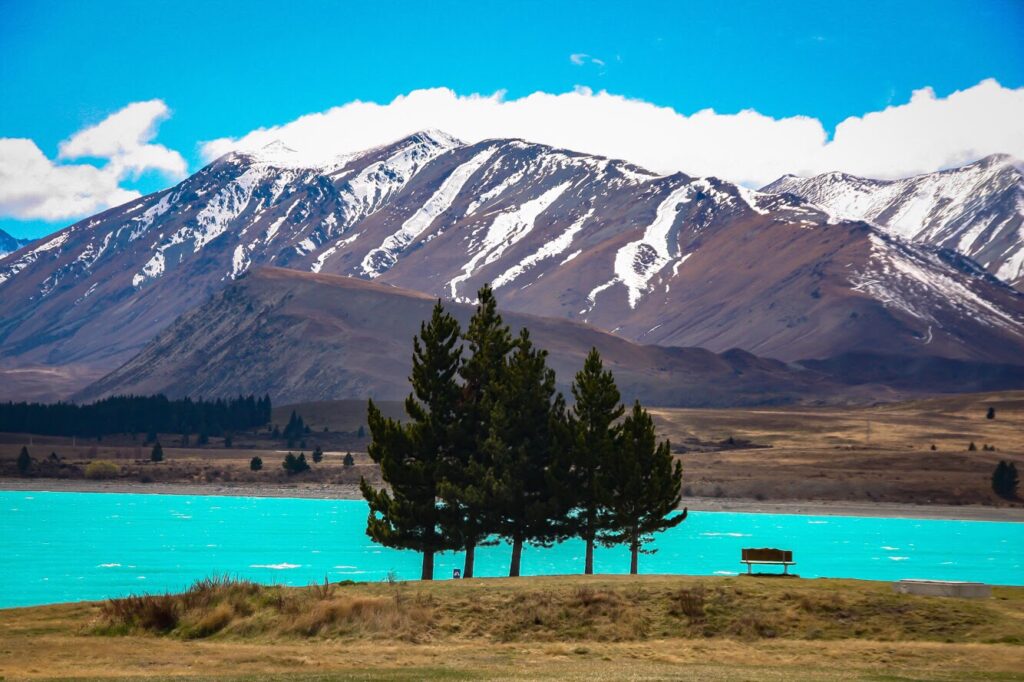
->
741, 548, 795, 575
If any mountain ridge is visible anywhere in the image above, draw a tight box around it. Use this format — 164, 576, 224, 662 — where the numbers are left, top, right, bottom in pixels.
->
1, 132, 1022, 399
762, 154, 1024, 288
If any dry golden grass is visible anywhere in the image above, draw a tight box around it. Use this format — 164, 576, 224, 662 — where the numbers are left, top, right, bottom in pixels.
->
2, 575, 1022, 680
2, 391, 1022, 508
652, 391, 1024, 506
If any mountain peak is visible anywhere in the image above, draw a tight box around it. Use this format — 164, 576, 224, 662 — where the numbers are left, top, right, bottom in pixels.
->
971, 152, 1020, 171
396, 129, 464, 151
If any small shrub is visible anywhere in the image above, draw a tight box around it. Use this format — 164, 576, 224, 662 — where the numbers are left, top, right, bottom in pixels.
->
16, 446, 31, 475
312, 446, 323, 464
987, 407, 996, 420
250, 456, 263, 471
343, 452, 355, 467
282, 452, 310, 475
311, 575, 334, 600
185, 602, 234, 638
150, 442, 163, 462
100, 594, 179, 633
85, 460, 120, 480
930, 444, 937, 451
671, 585, 706, 621
968, 442, 977, 452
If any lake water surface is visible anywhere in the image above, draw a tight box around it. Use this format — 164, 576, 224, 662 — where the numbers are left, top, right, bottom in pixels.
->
2, 491, 1022, 608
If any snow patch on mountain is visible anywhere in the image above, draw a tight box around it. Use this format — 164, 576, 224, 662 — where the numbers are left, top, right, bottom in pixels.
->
338, 133, 458, 226
852, 234, 1023, 333
0, 232, 69, 286
448, 182, 570, 300
493, 209, 593, 289
362, 146, 498, 278
764, 155, 1024, 286
611, 184, 694, 308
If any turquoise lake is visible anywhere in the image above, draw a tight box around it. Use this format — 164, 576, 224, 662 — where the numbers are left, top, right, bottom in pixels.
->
2, 491, 1022, 608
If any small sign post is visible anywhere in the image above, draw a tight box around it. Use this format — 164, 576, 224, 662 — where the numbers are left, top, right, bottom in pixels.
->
452, 568, 461, 579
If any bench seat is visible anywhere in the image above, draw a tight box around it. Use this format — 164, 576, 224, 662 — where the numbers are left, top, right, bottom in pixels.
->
741, 548, 796, 574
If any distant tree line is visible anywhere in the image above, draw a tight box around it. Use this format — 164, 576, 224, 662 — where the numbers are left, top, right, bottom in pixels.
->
361, 285, 686, 580
0, 394, 271, 438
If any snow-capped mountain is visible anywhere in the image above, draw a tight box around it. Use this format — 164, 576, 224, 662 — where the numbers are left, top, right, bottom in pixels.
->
762, 155, 1024, 288
0, 229, 30, 259
1, 131, 1022, 390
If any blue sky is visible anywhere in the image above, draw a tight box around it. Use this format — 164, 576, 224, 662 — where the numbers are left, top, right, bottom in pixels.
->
2, 0, 1023, 239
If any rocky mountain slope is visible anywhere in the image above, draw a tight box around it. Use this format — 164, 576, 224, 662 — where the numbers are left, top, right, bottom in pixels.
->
763, 154, 1024, 288
77, 267, 858, 407
2, 132, 1022, 397
0, 229, 30, 259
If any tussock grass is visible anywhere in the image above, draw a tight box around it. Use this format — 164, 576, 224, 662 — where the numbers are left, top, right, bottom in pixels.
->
6, 575, 1022, 681
91, 574, 1024, 649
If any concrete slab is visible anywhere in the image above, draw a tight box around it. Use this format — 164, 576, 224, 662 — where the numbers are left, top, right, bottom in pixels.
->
893, 579, 991, 599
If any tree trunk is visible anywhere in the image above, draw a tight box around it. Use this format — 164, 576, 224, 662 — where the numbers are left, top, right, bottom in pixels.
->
421, 550, 434, 581
509, 537, 523, 577
630, 534, 639, 575
463, 542, 475, 578
584, 534, 595, 575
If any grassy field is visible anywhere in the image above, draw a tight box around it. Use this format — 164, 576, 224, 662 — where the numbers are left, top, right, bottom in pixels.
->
1, 574, 1022, 680
650, 391, 1024, 505
1, 392, 1021, 508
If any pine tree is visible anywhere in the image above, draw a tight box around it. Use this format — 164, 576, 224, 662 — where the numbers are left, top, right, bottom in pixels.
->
361, 301, 463, 580
439, 284, 515, 578
993, 461, 1019, 499
485, 328, 572, 576
312, 445, 323, 463
600, 401, 687, 574
987, 407, 996, 420
250, 455, 263, 471
282, 452, 310, 474
567, 348, 624, 574
150, 442, 163, 462
343, 452, 355, 467
16, 446, 31, 475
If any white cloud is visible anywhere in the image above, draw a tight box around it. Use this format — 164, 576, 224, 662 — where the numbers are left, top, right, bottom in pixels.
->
0, 100, 186, 221
570, 53, 604, 67
201, 80, 1024, 187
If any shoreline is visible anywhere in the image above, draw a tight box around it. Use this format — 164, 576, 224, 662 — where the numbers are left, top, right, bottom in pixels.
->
3, 477, 1022, 522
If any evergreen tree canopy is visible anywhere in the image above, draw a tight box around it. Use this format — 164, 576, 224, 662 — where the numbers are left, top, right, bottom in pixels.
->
567, 348, 624, 574
312, 445, 324, 463
439, 284, 516, 577
993, 460, 1019, 499
600, 400, 686, 574
0, 394, 269, 438
250, 455, 263, 471
150, 442, 163, 462
282, 452, 310, 474
485, 328, 572, 576
17, 446, 31, 475
360, 301, 463, 580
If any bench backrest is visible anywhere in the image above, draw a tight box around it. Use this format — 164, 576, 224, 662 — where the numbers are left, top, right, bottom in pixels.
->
742, 547, 792, 562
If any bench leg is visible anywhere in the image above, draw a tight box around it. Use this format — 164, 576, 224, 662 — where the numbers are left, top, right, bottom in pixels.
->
746, 563, 751, 574
784, 564, 788, 575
